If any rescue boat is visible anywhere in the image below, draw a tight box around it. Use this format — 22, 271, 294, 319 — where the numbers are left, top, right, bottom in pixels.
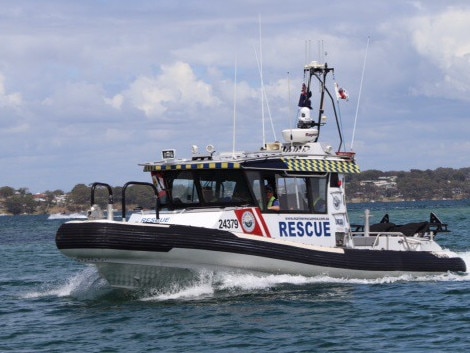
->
56, 61, 466, 288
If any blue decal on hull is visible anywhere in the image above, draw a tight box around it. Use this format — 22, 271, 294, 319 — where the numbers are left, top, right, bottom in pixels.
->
279, 221, 331, 237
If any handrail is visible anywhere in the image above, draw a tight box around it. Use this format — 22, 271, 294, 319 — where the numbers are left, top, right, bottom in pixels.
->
121, 181, 158, 222
399, 236, 421, 251
90, 182, 114, 220
350, 231, 423, 251
91, 182, 113, 206
350, 231, 405, 236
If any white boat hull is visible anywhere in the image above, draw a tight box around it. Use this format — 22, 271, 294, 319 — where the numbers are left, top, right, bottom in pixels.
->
56, 220, 466, 288
64, 247, 453, 289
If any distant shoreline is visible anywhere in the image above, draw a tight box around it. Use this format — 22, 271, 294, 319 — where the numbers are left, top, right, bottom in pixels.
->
1, 198, 468, 217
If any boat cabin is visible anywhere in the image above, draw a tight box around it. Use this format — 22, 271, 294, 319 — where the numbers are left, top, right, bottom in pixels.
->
146, 164, 336, 214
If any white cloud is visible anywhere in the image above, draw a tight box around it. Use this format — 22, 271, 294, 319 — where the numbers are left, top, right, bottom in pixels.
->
0, 73, 22, 107
104, 94, 124, 110
113, 61, 221, 118
40, 81, 110, 120
409, 7, 470, 99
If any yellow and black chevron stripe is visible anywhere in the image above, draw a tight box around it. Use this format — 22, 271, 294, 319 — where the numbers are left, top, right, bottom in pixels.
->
144, 162, 241, 172
282, 158, 360, 173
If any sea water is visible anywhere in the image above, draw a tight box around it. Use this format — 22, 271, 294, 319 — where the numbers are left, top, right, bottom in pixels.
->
1, 200, 470, 352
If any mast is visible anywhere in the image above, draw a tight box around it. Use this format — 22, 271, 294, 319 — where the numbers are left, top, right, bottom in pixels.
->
315, 63, 328, 141
303, 62, 334, 142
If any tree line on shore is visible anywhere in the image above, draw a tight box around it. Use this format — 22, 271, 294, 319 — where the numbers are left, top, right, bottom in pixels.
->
346, 167, 470, 202
1, 167, 469, 215
0, 183, 157, 216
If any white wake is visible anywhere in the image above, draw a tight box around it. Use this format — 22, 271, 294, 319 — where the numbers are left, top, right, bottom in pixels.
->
22, 250, 470, 302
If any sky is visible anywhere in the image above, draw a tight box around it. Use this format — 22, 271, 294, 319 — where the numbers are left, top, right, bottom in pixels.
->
1, 0, 470, 193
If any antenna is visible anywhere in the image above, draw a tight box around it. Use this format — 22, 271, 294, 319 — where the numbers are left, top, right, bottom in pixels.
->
305, 41, 307, 66
305, 40, 312, 65
287, 71, 293, 146
255, 15, 277, 145
351, 36, 370, 151
309, 40, 312, 63
318, 40, 326, 63
232, 57, 237, 158
258, 15, 265, 147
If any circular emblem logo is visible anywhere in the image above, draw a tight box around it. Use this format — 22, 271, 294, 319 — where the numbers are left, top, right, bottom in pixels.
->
333, 195, 341, 210
241, 211, 256, 233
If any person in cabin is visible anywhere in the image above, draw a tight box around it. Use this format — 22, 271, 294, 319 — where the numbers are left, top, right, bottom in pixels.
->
313, 195, 326, 213
202, 186, 216, 202
266, 185, 280, 211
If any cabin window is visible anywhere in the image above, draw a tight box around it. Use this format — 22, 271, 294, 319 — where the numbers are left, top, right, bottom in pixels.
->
246, 171, 263, 209
170, 170, 199, 205
252, 172, 310, 212
309, 177, 327, 213
198, 169, 253, 205
163, 169, 255, 208
249, 171, 328, 214
276, 176, 309, 211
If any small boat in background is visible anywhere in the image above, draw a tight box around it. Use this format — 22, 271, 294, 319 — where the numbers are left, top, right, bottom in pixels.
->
48, 212, 87, 220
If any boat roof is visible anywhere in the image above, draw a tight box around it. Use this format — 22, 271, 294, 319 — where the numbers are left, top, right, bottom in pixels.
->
142, 144, 360, 174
